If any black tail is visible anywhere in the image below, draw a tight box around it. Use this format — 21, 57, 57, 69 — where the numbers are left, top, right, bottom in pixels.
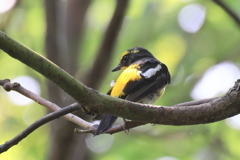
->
94, 114, 117, 136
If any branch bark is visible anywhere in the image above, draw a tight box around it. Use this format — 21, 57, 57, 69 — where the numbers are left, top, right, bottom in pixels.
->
0, 79, 145, 136
1, 32, 240, 127
0, 104, 80, 154
0, 79, 93, 129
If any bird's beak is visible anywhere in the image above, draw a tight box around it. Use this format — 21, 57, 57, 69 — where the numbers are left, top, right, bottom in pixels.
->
112, 64, 121, 72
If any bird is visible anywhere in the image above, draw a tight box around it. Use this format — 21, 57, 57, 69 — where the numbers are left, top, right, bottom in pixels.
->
94, 47, 171, 136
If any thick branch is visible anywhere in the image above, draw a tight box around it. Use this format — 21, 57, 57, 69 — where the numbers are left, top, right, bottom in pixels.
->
1, 32, 240, 129
0, 104, 80, 153
0, 78, 143, 135
0, 31, 91, 107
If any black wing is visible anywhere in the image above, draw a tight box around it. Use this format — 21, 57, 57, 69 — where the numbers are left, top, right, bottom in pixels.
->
124, 59, 170, 102
94, 59, 170, 135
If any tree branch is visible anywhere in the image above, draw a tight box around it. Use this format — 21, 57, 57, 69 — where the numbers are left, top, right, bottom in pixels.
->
44, 1, 91, 159
173, 97, 221, 107
0, 78, 144, 135
0, 31, 91, 107
1, 32, 240, 134
0, 79, 93, 129
83, 0, 129, 89
65, 0, 91, 74
75, 121, 146, 135
1, 76, 223, 135
213, 0, 240, 27
0, 104, 80, 154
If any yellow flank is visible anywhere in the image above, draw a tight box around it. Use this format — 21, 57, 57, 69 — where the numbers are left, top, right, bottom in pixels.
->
111, 64, 141, 97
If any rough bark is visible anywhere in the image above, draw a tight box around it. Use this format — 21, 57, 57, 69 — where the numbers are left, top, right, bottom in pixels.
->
1, 31, 240, 127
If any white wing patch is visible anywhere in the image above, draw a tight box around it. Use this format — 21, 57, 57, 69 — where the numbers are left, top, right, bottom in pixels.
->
141, 64, 161, 78
110, 80, 116, 87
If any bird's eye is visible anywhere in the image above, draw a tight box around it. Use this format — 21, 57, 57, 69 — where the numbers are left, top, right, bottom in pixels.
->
122, 55, 128, 62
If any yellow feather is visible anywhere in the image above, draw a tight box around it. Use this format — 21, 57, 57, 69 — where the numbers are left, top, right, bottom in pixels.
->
111, 64, 141, 97
119, 51, 130, 61
119, 49, 139, 62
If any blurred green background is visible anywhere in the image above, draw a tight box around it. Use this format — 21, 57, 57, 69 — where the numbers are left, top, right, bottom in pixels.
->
0, 0, 240, 160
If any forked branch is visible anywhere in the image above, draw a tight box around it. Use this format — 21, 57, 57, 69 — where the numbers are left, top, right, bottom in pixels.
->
1, 31, 240, 128
1, 31, 240, 153
0, 104, 79, 153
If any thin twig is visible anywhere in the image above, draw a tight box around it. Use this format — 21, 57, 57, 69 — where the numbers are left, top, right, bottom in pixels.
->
213, 0, 240, 27
0, 104, 79, 154
173, 97, 221, 107
2, 32, 240, 136
75, 121, 146, 135
0, 79, 93, 130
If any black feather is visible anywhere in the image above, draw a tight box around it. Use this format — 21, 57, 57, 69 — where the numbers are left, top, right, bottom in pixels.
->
125, 76, 167, 102
124, 59, 170, 102
94, 48, 171, 136
94, 114, 117, 136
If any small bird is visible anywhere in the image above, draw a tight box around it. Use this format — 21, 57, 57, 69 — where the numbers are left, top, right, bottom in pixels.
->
94, 47, 171, 136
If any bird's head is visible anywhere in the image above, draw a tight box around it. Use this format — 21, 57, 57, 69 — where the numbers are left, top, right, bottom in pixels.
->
112, 47, 154, 72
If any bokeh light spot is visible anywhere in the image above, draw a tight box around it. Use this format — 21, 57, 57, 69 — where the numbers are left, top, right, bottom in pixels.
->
152, 34, 186, 74
7, 76, 41, 106
191, 61, 240, 100
178, 3, 206, 33
157, 156, 178, 160
0, 0, 17, 13
85, 134, 114, 153
226, 114, 240, 130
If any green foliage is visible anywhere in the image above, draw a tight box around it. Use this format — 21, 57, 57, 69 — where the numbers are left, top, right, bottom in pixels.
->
0, 0, 240, 160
